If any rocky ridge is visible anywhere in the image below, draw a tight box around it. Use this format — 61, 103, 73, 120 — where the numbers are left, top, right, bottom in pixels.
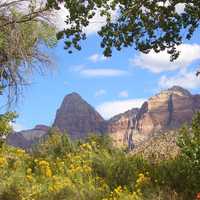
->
53, 92, 105, 139
7, 125, 49, 149
8, 86, 200, 149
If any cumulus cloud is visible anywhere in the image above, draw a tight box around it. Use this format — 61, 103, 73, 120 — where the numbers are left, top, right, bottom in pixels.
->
118, 90, 129, 98
54, 3, 118, 35
95, 89, 106, 97
88, 54, 107, 63
11, 123, 25, 132
175, 3, 186, 14
159, 70, 200, 90
96, 99, 145, 119
131, 44, 200, 73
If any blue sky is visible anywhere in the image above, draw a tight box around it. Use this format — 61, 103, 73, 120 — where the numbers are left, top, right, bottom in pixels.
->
2, 4, 200, 131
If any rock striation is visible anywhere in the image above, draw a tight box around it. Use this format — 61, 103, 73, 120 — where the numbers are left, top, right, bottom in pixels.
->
53, 92, 105, 139
106, 108, 139, 148
136, 86, 199, 135
104, 86, 200, 147
8, 86, 200, 149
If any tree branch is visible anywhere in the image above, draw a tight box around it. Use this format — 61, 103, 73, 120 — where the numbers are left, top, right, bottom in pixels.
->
0, 0, 29, 9
0, 7, 49, 28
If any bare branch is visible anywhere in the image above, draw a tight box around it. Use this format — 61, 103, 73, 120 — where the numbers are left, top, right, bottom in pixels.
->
0, 0, 29, 9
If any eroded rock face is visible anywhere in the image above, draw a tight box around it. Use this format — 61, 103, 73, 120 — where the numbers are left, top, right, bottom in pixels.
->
136, 86, 200, 135
107, 108, 139, 147
7, 125, 49, 149
8, 86, 200, 149
106, 86, 200, 147
53, 93, 105, 138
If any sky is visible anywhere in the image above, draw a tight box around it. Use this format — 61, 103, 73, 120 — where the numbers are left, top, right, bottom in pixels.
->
2, 2, 200, 131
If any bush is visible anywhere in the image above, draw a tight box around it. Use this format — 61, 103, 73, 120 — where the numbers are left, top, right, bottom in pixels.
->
1, 114, 200, 200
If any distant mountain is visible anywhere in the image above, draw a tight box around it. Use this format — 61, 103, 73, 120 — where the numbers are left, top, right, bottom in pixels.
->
111, 86, 200, 147
7, 125, 49, 149
136, 86, 200, 133
53, 92, 105, 139
7, 86, 200, 149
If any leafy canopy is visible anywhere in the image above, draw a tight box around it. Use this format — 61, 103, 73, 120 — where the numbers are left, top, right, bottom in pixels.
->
49, 0, 200, 60
0, 1, 57, 102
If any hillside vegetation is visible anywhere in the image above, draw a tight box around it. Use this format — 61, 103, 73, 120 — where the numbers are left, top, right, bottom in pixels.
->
0, 114, 200, 200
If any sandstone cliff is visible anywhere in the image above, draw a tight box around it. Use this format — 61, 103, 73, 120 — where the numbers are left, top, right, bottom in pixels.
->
106, 108, 139, 148
53, 92, 105, 139
8, 86, 200, 149
136, 86, 200, 135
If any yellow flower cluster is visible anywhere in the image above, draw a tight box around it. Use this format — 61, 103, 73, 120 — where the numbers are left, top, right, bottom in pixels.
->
135, 173, 150, 188
0, 156, 7, 167
26, 175, 33, 182
103, 185, 141, 200
48, 176, 72, 192
37, 160, 52, 177
16, 149, 26, 156
26, 168, 33, 182
135, 173, 150, 196
68, 163, 92, 174
114, 186, 123, 195
80, 143, 92, 151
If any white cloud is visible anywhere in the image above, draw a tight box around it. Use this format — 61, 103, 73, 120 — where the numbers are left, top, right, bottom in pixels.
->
96, 99, 145, 119
53, 3, 70, 31
157, 1, 185, 14
83, 8, 118, 35
118, 90, 129, 98
131, 44, 200, 73
175, 3, 186, 14
80, 68, 129, 77
70, 65, 85, 72
95, 89, 106, 97
159, 70, 200, 90
54, 4, 118, 35
88, 54, 107, 63
11, 123, 25, 132
71, 65, 129, 77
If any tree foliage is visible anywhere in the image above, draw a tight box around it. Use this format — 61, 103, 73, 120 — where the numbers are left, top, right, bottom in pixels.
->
0, 112, 17, 147
50, 0, 200, 60
0, 0, 57, 103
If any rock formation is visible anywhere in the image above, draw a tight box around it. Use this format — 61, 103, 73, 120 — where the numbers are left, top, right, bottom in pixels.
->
135, 86, 200, 135
7, 125, 49, 149
53, 92, 105, 139
8, 86, 200, 149
101, 86, 200, 147
106, 108, 139, 149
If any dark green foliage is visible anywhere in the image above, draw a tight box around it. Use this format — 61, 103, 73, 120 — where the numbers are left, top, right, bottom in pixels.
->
176, 112, 200, 198
49, 1, 200, 60
0, 184, 21, 200
92, 148, 149, 190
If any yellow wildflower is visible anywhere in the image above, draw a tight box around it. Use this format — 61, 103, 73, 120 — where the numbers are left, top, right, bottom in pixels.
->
0, 156, 7, 167
27, 168, 32, 174
26, 175, 33, 182
38, 160, 52, 177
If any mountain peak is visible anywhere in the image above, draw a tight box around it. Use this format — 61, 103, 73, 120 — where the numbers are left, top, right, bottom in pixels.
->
64, 92, 82, 99
53, 92, 104, 138
162, 85, 191, 96
167, 86, 191, 96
